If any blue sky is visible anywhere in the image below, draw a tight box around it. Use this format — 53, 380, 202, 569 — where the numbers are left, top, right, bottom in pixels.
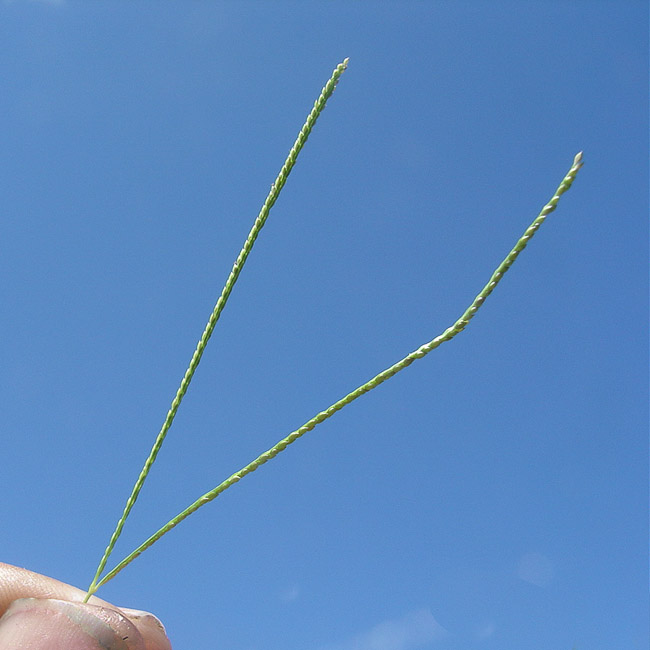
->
0, 2, 647, 649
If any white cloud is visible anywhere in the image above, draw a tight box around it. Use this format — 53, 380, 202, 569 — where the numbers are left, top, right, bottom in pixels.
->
318, 608, 448, 650
280, 583, 301, 602
517, 551, 554, 587
476, 621, 496, 639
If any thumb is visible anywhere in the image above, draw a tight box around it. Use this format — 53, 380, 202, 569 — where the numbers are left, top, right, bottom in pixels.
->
0, 563, 171, 650
0, 597, 145, 650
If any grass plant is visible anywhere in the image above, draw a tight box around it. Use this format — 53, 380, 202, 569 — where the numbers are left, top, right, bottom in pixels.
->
83, 58, 583, 602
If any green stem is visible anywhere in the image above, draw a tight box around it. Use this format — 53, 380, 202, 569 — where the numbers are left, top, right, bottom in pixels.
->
90, 152, 584, 594
84, 58, 349, 602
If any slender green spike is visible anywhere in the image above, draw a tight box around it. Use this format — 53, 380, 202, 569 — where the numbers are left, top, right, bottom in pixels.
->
84, 58, 349, 602
89, 152, 584, 593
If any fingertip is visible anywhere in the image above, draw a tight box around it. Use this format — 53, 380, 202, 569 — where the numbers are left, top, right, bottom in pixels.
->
118, 608, 172, 650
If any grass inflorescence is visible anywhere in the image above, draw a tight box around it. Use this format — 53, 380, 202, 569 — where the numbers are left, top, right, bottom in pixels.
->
84, 58, 582, 601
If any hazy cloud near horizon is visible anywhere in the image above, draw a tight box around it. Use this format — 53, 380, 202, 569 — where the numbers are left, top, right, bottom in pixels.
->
317, 608, 447, 650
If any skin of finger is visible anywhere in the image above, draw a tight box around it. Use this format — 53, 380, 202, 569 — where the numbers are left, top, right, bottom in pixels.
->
0, 598, 144, 650
0, 563, 171, 650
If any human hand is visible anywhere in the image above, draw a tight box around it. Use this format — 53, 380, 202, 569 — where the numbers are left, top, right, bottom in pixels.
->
0, 562, 171, 649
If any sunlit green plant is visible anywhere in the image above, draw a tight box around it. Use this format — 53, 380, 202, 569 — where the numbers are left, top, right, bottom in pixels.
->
83, 58, 583, 601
